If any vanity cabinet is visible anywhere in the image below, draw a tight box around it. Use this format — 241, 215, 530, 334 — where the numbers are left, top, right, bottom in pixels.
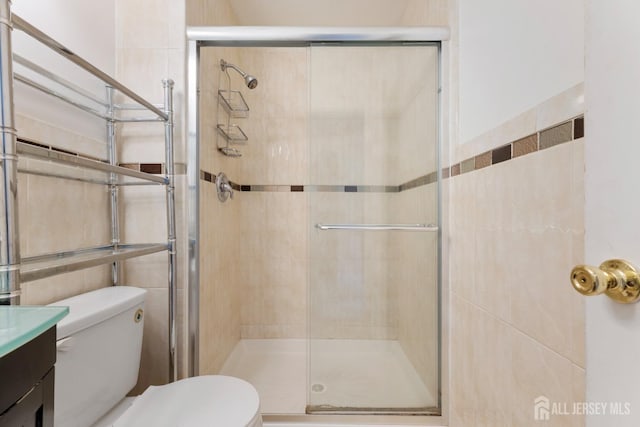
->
0, 307, 68, 427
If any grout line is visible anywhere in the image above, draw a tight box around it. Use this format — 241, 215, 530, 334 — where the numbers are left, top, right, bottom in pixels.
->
451, 291, 585, 369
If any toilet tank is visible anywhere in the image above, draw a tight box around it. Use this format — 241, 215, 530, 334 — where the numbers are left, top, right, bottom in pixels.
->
49, 286, 147, 427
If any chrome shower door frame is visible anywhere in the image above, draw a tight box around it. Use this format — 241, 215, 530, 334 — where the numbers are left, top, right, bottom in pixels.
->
186, 26, 449, 426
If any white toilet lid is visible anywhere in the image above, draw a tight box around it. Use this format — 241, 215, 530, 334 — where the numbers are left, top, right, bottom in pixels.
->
113, 375, 262, 427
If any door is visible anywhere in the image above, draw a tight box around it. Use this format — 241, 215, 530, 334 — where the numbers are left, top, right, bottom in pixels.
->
306, 44, 441, 414
585, 2, 640, 426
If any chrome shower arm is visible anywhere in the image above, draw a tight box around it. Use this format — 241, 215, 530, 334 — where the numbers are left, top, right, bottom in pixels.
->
220, 59, 258, 89
220, 59, 247, 78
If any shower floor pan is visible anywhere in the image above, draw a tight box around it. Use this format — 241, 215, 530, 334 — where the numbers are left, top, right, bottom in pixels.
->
220, 339, 437, 415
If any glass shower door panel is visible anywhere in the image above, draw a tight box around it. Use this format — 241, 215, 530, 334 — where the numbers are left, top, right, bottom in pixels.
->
307, 45, 440, 414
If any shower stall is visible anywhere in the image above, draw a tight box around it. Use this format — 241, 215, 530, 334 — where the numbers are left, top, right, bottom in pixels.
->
187, 27, 446, 422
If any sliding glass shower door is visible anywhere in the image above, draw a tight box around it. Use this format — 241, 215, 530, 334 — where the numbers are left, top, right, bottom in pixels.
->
307, 44, 441, 414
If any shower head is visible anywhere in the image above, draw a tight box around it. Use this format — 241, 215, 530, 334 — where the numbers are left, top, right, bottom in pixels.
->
220, 59, 258, 89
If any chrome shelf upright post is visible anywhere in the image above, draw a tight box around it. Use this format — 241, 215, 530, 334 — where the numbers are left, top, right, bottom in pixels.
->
106, 85, 120, 286
163, 79, 177, 382
0, 0, 21, 304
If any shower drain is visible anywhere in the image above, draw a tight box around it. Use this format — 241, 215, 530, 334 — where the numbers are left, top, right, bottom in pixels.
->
311, 383, 326, 393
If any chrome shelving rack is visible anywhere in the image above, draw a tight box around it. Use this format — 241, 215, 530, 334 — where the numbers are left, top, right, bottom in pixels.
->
0, 1, 178, 382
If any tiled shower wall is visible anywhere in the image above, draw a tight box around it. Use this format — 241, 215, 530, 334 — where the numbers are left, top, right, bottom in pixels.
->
449, 84, 586, 426
116, 0, 188, 392
188, 0, 246, 375
389, 47, 439, 393
198, 44, 244, 374
235, 47, 309, 340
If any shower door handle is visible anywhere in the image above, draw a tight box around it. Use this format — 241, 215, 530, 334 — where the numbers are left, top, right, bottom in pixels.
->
315, 223, 438, 231
570, 259, 640, 303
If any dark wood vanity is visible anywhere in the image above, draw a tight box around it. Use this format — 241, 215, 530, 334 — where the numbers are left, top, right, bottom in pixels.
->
0, 307, 67, 427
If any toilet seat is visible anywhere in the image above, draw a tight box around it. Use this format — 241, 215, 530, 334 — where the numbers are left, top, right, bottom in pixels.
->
113, 375, 262, 427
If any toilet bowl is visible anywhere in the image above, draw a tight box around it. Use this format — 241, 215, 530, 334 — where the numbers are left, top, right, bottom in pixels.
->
113, 375, 261, 427
50, 286, 262, 427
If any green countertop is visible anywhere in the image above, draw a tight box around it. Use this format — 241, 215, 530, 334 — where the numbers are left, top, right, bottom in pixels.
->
0, 306, 69, 358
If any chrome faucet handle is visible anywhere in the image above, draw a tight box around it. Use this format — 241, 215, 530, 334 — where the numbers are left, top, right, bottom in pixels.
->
221, 182, 234, 199
215, 172, 234, 202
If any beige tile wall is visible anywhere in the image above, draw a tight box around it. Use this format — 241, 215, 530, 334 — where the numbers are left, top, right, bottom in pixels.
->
307, 46, 439, 349
237, 48, 308, 185
192, 4, 244, 372
198, 179, 243, 373
238, 191, 308, 339
401, 0, 450, 26
17, 114, 111, 305
390, 184, 439, 401
115, 0, 189, 392
449, 87, 585, 426
197, 46, 242, 373
200, 46, 309, 343
308, 193, 395, 340
388, 45, 439, 393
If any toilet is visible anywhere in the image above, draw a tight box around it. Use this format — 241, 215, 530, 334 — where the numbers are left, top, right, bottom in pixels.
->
49, 286, 262, 427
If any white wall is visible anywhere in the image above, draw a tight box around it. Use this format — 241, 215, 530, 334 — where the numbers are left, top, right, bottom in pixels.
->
458, 0, 584, 143
12, 1, 114, 72
585, 2, 640, 426
11, 0, 115, 144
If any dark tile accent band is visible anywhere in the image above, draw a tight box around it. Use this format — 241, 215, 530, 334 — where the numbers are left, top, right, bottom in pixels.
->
18, 137, 187, 175
539, 121, 573, 150
460, 158, 475, 174
199, 172, 437, 193
574, 117, 584, 139
19, 138, 110, 164
140, 163, 163, 174
399, 173, 433, 192
305, 185, 346, 192
118, 162, 187, 175
512, 134, 538, 158
51, 146, 77, 156
491, 144, 511, 164
20, 138, 51, 150
451, 115, 584, 177
474, 152, 491, 170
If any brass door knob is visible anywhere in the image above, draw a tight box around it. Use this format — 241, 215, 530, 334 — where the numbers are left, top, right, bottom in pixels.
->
570, 259, 640, 303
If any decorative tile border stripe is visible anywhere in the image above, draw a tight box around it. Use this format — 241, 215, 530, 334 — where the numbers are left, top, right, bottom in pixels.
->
18, 138, 187, 176
119, 162, 187, 175
19, 138, 106, 163
199, 172, 438, 193
449, 115, 584, 177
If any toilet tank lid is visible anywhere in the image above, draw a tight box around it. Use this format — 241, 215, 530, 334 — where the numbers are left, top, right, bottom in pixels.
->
48, 286, 147, 339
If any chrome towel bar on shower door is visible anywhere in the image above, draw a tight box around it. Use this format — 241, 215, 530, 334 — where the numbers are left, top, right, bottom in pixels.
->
315, 224, 438, 231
